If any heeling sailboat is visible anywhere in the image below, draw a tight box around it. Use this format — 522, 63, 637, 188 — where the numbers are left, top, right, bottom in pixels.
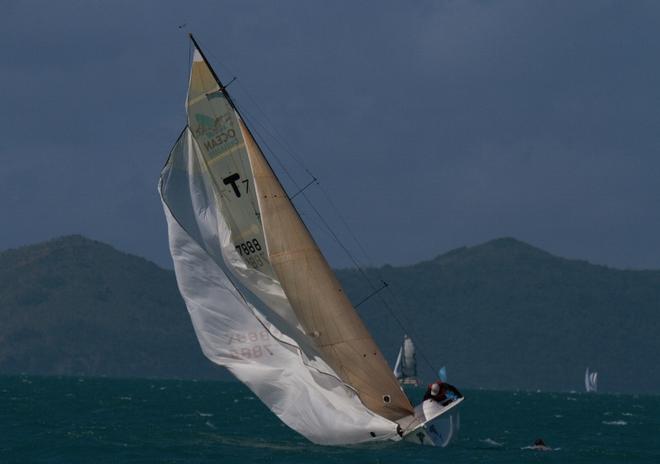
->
159, 34, 461, 446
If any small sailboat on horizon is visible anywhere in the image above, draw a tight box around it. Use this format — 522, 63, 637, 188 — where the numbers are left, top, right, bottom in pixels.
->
158, 34, 462, 447
585, 367, 598, 393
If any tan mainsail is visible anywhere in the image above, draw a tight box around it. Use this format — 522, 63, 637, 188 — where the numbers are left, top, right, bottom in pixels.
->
241, 120, 413, 420
188, 42, 413, 421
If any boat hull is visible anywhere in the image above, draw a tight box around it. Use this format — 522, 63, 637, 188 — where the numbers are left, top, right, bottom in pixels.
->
399, 397, 463, 447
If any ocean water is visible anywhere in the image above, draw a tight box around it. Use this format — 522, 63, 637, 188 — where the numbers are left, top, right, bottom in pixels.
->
1, 376, 658, 463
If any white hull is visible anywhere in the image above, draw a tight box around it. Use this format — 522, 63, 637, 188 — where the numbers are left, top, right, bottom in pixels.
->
398, 398, 463, 447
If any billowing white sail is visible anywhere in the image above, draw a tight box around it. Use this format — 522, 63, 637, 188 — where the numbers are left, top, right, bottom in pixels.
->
585, 367, 598, 393
160, 128, 398, 445
394, 335, 419, 386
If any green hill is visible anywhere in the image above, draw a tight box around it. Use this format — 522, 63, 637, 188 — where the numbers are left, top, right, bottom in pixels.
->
1, 235, 658, 393
0, 235, 222, 380
339, 238, 660, 393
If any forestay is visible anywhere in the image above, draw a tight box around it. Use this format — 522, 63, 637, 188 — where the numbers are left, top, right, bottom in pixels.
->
159, 128, 398, 445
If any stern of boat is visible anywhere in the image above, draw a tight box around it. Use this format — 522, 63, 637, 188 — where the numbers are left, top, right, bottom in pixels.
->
396, 397, 463, 447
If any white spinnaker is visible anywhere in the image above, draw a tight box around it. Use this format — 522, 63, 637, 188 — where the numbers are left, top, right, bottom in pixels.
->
159, 128, 398, 445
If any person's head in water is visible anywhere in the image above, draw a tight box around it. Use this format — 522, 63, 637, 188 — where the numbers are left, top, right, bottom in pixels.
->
431, 383, 440, 396
534, 438, 546, 447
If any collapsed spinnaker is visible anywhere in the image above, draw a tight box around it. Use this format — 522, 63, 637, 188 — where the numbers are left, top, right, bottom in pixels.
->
160, 128, 399, 445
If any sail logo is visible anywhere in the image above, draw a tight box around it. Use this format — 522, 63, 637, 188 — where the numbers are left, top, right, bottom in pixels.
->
193, 113, 238, 152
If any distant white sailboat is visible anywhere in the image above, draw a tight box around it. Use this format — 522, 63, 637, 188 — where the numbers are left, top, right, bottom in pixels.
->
159, 34, 462, 447
393, 335, 420, 386
585, 367, 598, 393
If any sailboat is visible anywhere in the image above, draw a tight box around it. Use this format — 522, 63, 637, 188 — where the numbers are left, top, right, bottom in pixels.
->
393, 335, 420, 386
585, 367, 598, 393
159, 34, 462, 447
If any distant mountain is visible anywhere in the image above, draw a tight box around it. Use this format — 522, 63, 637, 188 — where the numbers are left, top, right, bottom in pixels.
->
0, 235, 222, 380
1, 235, 658, 393
339, 237, 660, 394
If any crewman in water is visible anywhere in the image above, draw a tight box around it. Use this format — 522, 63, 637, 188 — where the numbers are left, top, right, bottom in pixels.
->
423, 380, 463, 405
528, 438, 552, 451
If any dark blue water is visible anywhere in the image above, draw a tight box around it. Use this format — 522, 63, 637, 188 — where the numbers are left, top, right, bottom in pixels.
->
1, 376, 658, 463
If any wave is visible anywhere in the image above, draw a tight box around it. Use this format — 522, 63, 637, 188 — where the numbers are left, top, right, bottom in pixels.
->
602, 420, 627, 426
479, 438, 503, 447
521, 445, 558, 451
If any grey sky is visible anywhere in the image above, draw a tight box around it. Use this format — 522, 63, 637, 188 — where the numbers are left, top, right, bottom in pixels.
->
1, 0, 659, 269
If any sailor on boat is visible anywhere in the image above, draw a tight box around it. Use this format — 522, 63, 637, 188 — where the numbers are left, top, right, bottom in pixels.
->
423, 380, 463, 406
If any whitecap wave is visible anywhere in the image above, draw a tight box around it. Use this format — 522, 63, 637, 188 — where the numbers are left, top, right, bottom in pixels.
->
602, 420, 627, 426
521, 445, 558, 451
479, 438, 503, 447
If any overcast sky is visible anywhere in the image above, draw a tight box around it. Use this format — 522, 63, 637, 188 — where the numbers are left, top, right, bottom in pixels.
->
2, 0, 659, 270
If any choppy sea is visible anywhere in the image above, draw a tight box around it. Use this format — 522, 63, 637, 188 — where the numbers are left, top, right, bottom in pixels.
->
1, 376, 658, 463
